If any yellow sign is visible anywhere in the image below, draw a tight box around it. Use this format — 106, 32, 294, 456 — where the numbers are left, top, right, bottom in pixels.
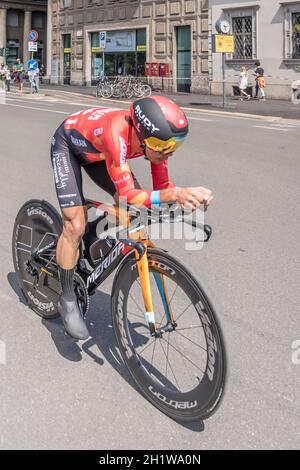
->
137, 45, 147, 52
214, 34, 234, 53
64, 48, 71, 53
91, 47, 103, 53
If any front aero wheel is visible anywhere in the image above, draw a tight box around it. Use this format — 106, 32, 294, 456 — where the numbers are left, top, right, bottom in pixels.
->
111, 249, 227, 422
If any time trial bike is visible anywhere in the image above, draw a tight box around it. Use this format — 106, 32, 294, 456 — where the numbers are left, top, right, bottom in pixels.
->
12, 198, 227, 422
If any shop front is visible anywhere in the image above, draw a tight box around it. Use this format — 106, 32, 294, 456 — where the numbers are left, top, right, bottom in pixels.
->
91, 28, 146, 83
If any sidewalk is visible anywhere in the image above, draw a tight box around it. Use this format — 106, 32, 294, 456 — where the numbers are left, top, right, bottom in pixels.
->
10, 82, 300, 120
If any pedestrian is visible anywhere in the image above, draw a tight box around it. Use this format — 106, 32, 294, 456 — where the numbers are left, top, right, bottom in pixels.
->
253, 61, 266, 101
29, 67, 40, 94
0, 63, 6, 93
12, 65, 18, 84
15, 58, 25, 93
4, 64, 11, 92
239, 66, 250, 101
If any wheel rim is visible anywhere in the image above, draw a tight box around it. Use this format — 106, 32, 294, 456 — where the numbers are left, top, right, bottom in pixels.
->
113, 252, 226, 418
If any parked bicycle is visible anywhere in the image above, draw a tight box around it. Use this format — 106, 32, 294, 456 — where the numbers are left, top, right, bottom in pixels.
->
96, 75, 152, 100
95, 75, 114, 99
12, 198, 226, 422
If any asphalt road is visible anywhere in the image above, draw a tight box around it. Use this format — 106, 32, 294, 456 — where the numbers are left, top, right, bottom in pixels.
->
0, 90, 299, 449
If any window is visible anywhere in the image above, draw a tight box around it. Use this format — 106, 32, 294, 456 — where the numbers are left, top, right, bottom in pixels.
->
63, 34, 71, 49
136, 28, 146, 48
32, 12, 43, 28
232, 16, 253, 59
7, 10, 18, 27
63, 0, 72, 7
292, 12, 300, 59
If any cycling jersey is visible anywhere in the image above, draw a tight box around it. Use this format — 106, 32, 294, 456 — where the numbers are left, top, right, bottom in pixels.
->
52, 107, 174, 208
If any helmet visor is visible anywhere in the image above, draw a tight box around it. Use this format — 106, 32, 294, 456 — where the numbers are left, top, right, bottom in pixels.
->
144, 135, 186, 155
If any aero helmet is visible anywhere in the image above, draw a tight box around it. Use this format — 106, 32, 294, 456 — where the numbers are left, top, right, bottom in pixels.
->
130, 96, 189, 154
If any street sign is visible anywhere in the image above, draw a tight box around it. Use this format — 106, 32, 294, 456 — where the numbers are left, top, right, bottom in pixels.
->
28, 30, 38, 42
99, 31, 106, 49
28, 41, 38, 52
213, 34, 235, 53
27, 59, 38, 71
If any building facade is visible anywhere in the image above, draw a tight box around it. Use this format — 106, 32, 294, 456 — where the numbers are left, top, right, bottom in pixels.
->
0, 0, 47, 68
48, 0, 210, 93
209, 0, 300, 99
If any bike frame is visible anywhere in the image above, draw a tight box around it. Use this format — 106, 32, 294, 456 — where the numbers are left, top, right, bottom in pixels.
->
31, 198, 175, 335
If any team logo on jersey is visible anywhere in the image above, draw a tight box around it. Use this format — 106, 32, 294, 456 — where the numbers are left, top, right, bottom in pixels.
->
119, 136, 127, 165
70, 136, 88, 148
94, 128, 104, 136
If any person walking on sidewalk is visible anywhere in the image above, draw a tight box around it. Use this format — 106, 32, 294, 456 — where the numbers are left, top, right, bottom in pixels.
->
4, 64, 11, 93
29, 67, 40, 94
254, 61, 266, 101
15, 58, 25, 93
239, 67, 251, 101
33, 67, 40, 94
0, 64, 6, 93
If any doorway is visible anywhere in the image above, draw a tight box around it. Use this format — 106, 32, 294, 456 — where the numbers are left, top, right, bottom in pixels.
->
176, 26, 191, 93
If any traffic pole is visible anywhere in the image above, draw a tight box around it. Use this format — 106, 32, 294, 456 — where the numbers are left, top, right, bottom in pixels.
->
222, 52, 226, 109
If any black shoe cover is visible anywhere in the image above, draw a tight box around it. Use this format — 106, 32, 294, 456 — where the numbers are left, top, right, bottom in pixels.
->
58, 295, 89, 340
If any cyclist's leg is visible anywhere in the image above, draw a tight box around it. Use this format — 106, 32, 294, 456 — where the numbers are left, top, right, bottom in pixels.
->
83, 160, 142, 204
50, 125, 89, 340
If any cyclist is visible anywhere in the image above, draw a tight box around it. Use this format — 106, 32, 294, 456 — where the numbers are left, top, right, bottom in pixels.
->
50, 96, 213, 340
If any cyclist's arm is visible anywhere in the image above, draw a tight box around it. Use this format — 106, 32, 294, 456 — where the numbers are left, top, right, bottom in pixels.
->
151, 160, 175, 191
105, 156, 153, 207
149, 160, 213, 208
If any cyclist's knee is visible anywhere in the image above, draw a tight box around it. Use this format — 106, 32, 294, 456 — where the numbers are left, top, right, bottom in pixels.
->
61, 206, 87, 245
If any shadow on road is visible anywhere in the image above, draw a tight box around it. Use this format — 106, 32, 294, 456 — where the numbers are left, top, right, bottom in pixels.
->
7, 272, 28, 307
7, 273, 205, 431
41, 289, 141, 388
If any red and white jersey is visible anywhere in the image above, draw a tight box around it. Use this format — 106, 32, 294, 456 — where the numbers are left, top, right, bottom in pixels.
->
63, 107, 174, 207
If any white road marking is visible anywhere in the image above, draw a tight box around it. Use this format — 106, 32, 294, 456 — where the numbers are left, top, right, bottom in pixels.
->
0, 102, 69, 114
188, 116, 218, 122
271, 123, 298, 128
4, 96, 54, 106
253, 125, 289, 132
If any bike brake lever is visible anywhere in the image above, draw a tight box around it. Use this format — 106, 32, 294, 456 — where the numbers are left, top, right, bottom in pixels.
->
183, 219, 212, 242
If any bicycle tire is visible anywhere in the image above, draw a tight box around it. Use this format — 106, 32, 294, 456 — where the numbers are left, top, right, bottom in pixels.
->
12, 199, 63, 319
124, 87, 134, 99
112, 84, 123, 98
111, 248, 227, 422
96, 84, 101, 98
100, 84, 114, 99
140, 84, 152, 97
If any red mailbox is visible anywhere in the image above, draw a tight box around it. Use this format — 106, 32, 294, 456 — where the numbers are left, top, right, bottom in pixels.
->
159, 63, 170, 77
145, 62, 152, 77
151, 62, 160, 77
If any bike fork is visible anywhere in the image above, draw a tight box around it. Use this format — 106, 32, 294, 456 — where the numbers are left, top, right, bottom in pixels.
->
135, 245, 176, 337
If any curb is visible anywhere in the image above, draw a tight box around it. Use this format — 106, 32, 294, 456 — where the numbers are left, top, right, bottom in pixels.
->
31, 87, 300, 123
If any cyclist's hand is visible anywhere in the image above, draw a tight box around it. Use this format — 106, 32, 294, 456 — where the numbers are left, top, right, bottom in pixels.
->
175, 187, 213, 211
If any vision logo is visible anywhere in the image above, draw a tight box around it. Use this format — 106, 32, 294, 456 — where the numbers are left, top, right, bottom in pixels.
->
0, 339, 6, 365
